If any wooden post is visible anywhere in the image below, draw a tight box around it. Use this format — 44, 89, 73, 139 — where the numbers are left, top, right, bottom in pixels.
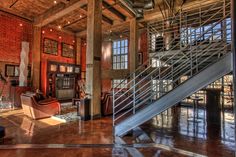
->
85, 0, 102, 119
31, 26, 41, 90
129, 18, 138, 73
76, 37, 81, 65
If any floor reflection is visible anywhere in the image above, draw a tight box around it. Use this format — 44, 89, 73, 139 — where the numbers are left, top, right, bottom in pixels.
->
138, 106, 235, 157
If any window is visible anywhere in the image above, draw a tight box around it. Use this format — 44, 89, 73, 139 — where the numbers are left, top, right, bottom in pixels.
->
226, 18, 231, 42
151, 33, 163, 52
112, 39, 128, 69
112, 79, 127, 88
151, 58, 169, 68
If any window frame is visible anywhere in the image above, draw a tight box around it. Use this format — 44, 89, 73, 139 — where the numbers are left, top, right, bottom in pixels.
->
112, 39, 129, 70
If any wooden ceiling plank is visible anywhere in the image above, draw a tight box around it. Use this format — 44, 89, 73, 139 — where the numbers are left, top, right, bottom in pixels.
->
76, 19, 131, 37
34, 0, 87, 27
9, 0, 19, 8
102, 14, 113, 25
0, 8, 33, 22
102, 1, 126, 21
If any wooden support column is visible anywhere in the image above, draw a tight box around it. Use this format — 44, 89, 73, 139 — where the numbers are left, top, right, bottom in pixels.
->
86, 0, 102, 119
76, 37, 81, 65
129, 18, 138, 73
31, 26, 41, 90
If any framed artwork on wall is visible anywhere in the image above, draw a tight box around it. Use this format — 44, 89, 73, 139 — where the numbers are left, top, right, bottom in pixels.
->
62, 43, 75, 58
43, 38, 58, 55
5, 64, 19, 77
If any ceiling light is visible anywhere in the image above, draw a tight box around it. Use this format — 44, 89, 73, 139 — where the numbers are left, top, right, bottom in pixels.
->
67, 21, 71, 24
59, 36, 62, 39
42, 30, 45, 34
79, 15, 83, 18
19, 23, 23, 27
50, 29, 53, 32
54, 1, 57, 4
58, 25, 62, 29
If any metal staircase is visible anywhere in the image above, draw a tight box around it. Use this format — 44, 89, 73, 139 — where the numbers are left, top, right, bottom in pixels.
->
113, 0, 232, 137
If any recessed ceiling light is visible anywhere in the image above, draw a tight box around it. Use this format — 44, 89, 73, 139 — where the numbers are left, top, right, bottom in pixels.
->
58, 25, 62, 29
54, 1, 57, 4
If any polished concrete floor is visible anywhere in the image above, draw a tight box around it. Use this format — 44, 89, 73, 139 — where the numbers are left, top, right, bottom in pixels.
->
0, 106, 235, 157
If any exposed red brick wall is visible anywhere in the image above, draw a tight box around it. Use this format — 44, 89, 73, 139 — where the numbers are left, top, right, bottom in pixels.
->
0, 12, 33, 64
102, 41, 112, 70
81, 40, 86, 72
102, 79, 112, 92
139, 31, 148, 66
40, 27, 76, 94
0, 12, 33, 98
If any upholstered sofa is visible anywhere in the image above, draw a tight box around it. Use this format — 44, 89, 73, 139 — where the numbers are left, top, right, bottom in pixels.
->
21, 93, 61, 120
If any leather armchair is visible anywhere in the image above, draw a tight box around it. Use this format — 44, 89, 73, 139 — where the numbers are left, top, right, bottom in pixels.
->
21, 93, 61, 120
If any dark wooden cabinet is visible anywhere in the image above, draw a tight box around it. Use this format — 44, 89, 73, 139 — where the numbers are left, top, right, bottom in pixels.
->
47, 61, 80, 100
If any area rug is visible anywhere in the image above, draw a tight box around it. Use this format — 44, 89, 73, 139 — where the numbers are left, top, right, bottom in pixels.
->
52, 111, 80, 123
51, 103, 80, 122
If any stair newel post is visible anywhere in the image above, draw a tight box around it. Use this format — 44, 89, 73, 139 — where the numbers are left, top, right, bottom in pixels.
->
151, 75, 154, 102
189, 26, 193, 77
133, 73, 136, 114
112, 88, 115, 127
171, 59, 174, 88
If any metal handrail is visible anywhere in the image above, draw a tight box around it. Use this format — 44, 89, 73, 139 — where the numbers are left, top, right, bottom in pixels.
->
113, 0, 231, 126
114, 12, 230, 109
113, 0, 229, 92
115, 42, 230, 122
113, 2, 230, 97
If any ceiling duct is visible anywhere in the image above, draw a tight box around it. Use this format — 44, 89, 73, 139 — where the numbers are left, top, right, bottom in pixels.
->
132, 0, 154, 10
120, 0, 154, 18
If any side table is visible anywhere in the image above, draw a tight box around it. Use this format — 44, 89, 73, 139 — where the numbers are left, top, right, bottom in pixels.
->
72, 98, 80, 116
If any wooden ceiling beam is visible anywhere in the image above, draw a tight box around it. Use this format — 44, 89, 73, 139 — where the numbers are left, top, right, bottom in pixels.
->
118, 0, 136, 17
0, 8, 33, 22
102, 1, 126, 21
102, 15, 113, 25
34, 0, 87, 27
70, 6, 114, 26
76, 20, 131, 37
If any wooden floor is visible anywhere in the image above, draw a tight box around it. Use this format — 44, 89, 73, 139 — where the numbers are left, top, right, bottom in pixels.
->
0, 107, 235, 157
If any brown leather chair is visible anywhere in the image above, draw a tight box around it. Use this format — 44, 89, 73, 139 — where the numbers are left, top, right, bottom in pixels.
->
21, 93, 61, 120
101, 91, 133, 116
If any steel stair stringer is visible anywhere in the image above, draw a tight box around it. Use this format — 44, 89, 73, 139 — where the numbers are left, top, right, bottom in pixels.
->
115, 52, 232, 137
